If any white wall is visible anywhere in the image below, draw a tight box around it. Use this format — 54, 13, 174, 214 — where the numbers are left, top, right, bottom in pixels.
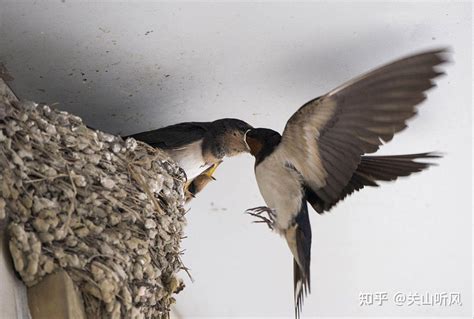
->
0, 1, 471, 318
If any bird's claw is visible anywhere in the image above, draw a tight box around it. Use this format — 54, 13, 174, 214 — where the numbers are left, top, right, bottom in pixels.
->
245, 206, 276, 230
245, 206, 276, 217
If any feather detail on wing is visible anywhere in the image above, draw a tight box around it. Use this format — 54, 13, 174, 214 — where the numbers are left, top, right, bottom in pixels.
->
278, 49, 449, 206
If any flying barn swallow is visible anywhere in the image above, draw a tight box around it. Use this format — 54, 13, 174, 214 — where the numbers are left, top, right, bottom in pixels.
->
126, 119, 252, 201
244, 49, 448, 318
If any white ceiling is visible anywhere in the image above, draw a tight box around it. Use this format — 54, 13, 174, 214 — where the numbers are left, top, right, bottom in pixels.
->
0, 1, 471, 318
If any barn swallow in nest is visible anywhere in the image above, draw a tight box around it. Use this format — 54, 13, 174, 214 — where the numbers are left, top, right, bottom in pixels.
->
185, 160, 221, 201
127, 119, 252, 201
244, 49, 448, 318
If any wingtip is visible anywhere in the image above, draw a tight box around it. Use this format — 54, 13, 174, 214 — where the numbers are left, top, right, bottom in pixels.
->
412, 47, 453, 65
433, 47, 453, 64
431, 46, 452, 54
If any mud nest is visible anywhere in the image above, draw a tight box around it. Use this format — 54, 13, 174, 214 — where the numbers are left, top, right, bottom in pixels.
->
0, 94, 187, 318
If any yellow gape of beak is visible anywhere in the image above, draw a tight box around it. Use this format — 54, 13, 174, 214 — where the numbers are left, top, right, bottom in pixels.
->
203, 161, 222, 180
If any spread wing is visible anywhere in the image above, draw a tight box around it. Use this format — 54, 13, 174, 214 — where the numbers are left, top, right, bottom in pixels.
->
125, 122, 211, 149
277, 49, 448, 208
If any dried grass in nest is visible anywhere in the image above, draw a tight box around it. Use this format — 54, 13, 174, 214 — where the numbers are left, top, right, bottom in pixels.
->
0, 96, 187, 319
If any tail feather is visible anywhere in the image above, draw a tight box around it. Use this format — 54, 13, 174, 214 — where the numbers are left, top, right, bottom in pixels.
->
357, 152, 439, 181
294, 259, 310, 319
308, 152, 441, 213
342, 151, 440, 202
287, 204, 312, 319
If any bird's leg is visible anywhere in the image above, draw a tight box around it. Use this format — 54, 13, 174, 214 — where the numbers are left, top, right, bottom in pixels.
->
245, 206, 276, 230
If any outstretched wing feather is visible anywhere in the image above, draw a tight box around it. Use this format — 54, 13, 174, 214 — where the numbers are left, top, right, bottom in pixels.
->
277, 49, 448, 205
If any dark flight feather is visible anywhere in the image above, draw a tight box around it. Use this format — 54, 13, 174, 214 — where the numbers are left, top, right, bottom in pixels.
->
125, 122, 212, 149
307, 152, 441, 213
293, 202, 312, 319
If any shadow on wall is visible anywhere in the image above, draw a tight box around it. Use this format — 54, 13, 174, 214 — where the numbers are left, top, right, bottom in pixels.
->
0, 4, 192, 135
0, 3, 439, 136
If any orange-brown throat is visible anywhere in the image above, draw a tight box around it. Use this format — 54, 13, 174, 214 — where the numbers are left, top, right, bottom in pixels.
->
245, 136, 263, 157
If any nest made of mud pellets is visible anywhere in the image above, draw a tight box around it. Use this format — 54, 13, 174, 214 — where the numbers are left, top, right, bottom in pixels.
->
0, 94, 188, 318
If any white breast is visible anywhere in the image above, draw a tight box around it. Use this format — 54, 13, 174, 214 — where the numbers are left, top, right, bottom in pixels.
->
255, 151, 304, 231
166, 140, 210, 180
